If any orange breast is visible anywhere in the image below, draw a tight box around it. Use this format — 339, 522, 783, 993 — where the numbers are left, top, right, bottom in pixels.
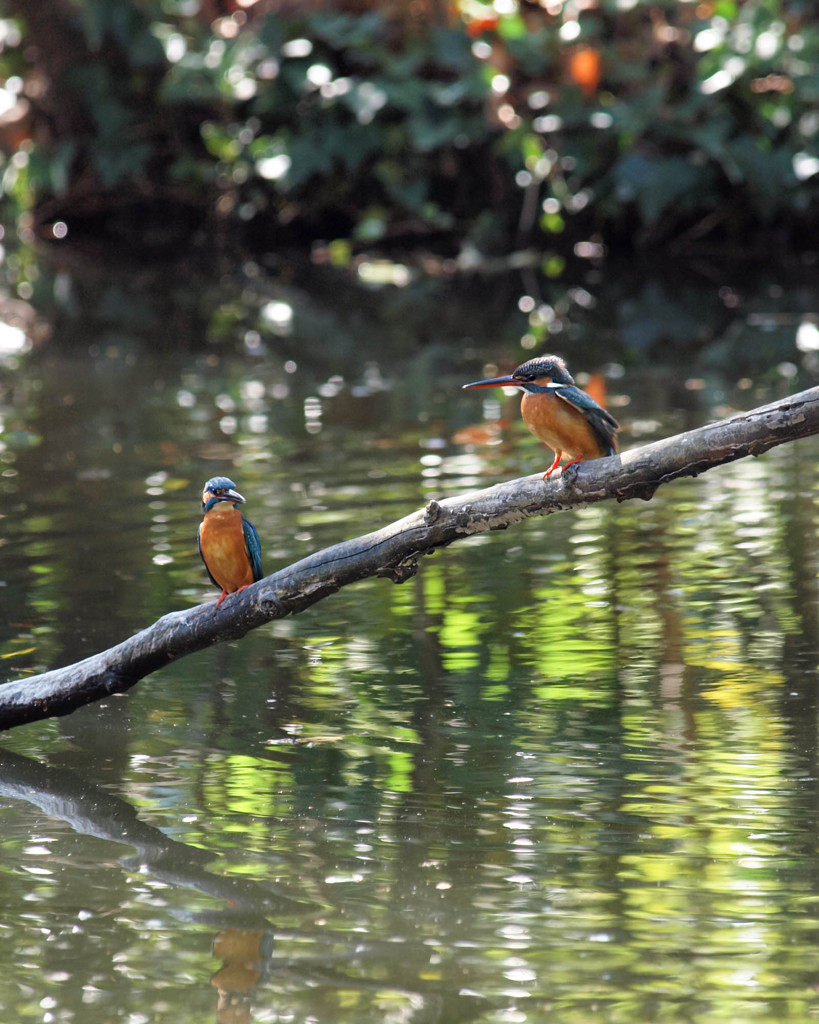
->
199, 507, 254, 593
520, 390, 606, 460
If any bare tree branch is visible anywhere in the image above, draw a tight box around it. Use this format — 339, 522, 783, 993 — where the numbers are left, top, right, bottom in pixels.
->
2, 385, 818, 732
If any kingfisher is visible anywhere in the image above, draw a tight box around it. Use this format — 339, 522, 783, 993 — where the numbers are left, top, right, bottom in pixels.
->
198, 476, 263, 606
462, 355, 620, 478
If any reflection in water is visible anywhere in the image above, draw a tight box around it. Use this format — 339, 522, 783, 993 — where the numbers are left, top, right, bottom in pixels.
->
6, 634, 819, 1023
1, 252, 819, 1020
0, 748, 304, 916
0, 749, 493, 1024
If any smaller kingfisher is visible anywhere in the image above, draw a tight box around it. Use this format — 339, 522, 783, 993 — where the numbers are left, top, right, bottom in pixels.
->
462, 355, 620, 478
198, 476, 263, 606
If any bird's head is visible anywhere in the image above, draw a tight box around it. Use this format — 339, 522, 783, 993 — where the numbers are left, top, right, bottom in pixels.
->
202, 476, 246, 514
462, 355, 575, 393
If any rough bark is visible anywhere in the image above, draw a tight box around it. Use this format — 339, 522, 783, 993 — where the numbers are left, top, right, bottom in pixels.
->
1, 385, 818, 731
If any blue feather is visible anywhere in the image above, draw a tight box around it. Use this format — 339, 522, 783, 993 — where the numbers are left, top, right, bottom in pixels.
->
552, 383, 619, 456
242, 517, 264, 582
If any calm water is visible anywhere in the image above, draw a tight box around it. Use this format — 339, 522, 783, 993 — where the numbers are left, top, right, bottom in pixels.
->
1, 248, 819, 1022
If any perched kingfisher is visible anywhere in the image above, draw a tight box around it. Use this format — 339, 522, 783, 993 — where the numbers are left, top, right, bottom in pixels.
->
198, 476, 263, 606
462, 355, 620, 478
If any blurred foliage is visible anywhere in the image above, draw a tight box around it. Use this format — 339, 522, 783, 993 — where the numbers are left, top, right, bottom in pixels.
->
0, 0, 817, 254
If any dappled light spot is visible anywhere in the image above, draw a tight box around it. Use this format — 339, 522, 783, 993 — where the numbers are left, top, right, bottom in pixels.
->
533, 113, 563, 132
751, 74, 794, 94
256, 154, 290, 180
214, 15, 240, 40
559, 20, 581, 42
357, 260, 411, 287
498, 103, 521, 128
163, 32, 186, 63
256, 56, 279, 80
281, 38, 312, 59
700, 58, 746, 94
755, 29, 782, 60
793, 151, 819, 180
318, 375, 344, 399
243, 329, 264, 355
304, 395, 322, 434
241, 380, 266, 405
306, 63, 332, 88
574, 240, 605, 258
796, 320, 819, 352
694, 23, 728, 52
320, 76, 352, 99
0, 85, 20, 117
0, 321, 28, 357
260, 300, 293, 334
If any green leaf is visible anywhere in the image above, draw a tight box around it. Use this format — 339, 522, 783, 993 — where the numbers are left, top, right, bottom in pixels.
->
721, 135, 797, 217
497, 13, 528, 41
257, 13, 286, 53
614, 152, 706, 224
431, 27, 475, 70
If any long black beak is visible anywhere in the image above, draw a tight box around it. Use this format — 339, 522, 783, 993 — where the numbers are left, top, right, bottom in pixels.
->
462, 374, 518, 390
203, 488, 246, 512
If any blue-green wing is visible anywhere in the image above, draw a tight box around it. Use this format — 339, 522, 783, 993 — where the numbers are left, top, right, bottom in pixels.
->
242, 516, 264, 581
554, 384, 620, 455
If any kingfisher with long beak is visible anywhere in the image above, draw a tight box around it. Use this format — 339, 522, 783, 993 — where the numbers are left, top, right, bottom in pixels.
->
462, 355, 620, 478
198, 476, 263, 606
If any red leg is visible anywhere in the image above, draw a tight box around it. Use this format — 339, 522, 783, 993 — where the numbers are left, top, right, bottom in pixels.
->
217, 584, 250, 607
542, 450, 563, 479
562, 455, 582, 472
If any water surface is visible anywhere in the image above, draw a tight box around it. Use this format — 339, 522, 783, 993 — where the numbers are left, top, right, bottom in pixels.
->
1, 249, 818, 1022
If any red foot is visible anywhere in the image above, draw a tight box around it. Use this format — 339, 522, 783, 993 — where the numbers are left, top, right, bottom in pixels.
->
542, 451, 563, 479
562, 456, 582, 472
216, 584, 250, 607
